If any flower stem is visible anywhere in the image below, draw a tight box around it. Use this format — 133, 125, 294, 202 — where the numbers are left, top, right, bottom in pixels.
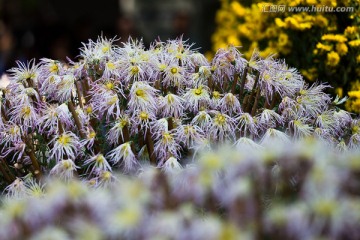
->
145, 129, 156, 165
0, 159, 15, 183
239, 66, 249, 98
68, 100, 86, 139
22, 136, 42, 180
251, 88, 261, 116
75, 81, 84, 109
230, 73, 239, 94
168, 117, 174, 131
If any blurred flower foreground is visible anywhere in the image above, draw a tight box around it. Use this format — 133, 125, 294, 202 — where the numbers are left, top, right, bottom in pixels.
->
1, 36, 360, 239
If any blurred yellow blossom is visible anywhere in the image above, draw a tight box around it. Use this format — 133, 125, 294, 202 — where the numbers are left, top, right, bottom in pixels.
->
326, 51, 340, 67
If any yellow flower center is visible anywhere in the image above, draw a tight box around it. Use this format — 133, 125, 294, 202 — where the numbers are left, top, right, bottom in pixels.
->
119, 119, 128, 128
212, 91, 220, 99
62, 160, 72, 169
167, 94, 174, 104
184, 125, 193, 135
139, 111, 149, 120
96, 154, 105, 164
102, 45, 110, 53
106, 62, 116, 70
159, 64, 167, 71
131, 66, 139, 75
214, 113, 226, 126
89, 131, 96, 139
49, 63, 58, 73
194, 88, 203, 96
162, 132, 173, 143
21, 106, 31, 118
107, 96, 118, 105
58, 134, 71, 146
101, 171, 112, 180
105, 82, 115, 90
170, 67, 178, 74
264, 74, 271, 81
86, 106, 93, 114
135, 89, 146, 98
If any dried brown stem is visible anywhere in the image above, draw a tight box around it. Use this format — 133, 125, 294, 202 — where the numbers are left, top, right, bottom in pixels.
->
239, 66, 249, 98
68, 100, 86, 139
145, 129, 156, 165
168, 117, 174, 131
230, 73, 239, 94
75, 81, 84, 109
251, 88, 261, 116
0, 159, 14, 183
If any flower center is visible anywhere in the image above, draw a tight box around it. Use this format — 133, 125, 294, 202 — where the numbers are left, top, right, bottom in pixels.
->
195, 88, 203, 96
131, 66, 139, 75
58, 135, 71, 146
170, 67, 178, 74
139, 112, 149, 120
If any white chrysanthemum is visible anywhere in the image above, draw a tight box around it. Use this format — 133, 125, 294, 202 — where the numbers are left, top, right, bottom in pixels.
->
162, 156, 182, 173
182, 85, 211, 113
191, 110, 212, 130
107, 142, 138, 172
176, 124, 204, 148
154, 130, 181, 163
128, 81, 158, 113
84, 154, 112, 175
237, 113, 258, 136
9, 102, 38, 128
107, 115, 130, 145
290, 118, 313, 138
218, 92, 241, 115
208, 111, 236, 142
158, 93, 184, 118
261, 128, 290, 145
48, 132, 81, 162
50, 159, 79, 180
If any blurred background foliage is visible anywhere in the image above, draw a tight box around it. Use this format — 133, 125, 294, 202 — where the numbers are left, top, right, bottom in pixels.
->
212, 0, 360, 112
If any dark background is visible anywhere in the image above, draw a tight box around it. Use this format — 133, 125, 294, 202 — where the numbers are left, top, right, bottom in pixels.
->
0, 0, 220, 75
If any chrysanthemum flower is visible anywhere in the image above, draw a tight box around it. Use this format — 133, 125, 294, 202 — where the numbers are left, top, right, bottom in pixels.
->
38, 103, 73, 135
218, 92, 242, 115
183, 85, 211, 113
158, 93, 184, 119
84, 154, 112, 175
237, 112, 258, 136
107, 142, 138, 172
208, 111, 236, 141
154, 130, 181, 163
289, 118, 314, 138
128, 81, 158, 112
50, 159, 79, 180
48, 132, 81, 162
7, 59, 39, 86
162, 156, 182, 173
107, 114, 130, 145
9, 102, 38, 128
176, 124, 204, 148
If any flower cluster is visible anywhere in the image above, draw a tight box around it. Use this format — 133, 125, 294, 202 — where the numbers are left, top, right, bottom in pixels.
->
1, 139, 360, 239
212, 0, 360, 112
0, 35, 358, 191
